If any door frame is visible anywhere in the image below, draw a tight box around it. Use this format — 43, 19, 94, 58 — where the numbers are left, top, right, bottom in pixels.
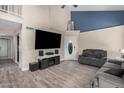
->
17, 33, 19, 63
64, 36, 79, 60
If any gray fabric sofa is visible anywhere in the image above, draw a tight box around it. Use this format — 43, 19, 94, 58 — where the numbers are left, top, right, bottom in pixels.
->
78, 49, 107, 68
91, 60, 124, 88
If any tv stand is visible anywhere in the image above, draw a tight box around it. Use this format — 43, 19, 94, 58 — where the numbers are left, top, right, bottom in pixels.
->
38, 56, 60, 69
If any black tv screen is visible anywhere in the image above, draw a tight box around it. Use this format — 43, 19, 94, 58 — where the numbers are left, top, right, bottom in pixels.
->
35, 29, 61, 49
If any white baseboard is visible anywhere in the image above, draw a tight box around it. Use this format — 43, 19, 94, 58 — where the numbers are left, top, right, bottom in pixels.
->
60, 58, 65, 62
61, 58, 78, 62
21, 67, 29, 71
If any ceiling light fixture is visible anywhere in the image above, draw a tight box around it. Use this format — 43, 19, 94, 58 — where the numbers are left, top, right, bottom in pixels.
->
61, 5, 78, 8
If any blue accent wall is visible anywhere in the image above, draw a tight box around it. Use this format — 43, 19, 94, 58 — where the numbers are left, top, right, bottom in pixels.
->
71, 11, 124, 32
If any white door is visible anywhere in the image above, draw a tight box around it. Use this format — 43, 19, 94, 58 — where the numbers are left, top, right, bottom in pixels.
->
0, 39, 8, 59
64, 36, 78, 60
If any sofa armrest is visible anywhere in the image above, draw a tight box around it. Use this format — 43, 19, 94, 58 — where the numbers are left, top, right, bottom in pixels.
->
78, 56, 106, 67
97, 73, 124, 88
78, 55, 83, 57
101, 57, 107, 60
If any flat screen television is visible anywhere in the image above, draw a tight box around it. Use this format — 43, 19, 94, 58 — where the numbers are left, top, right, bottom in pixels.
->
35, 29, 61, 49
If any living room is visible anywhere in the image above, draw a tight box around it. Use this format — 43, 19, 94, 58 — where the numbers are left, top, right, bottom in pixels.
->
0, 3, 124, 89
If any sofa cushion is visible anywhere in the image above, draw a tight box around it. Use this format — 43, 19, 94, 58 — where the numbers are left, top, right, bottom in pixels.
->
82, 49, 107, 59
82, 50, 94, 57
104, 68, 124, 78
78, 56, 105, 68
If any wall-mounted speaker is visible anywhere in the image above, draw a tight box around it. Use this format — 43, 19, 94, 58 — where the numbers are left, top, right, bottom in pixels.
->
39, 51, 44, 56
55, 50, 59, 54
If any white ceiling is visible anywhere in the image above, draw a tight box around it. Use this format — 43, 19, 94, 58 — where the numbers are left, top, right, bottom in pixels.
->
62, 5, 124, 11
0, 19, 22, 36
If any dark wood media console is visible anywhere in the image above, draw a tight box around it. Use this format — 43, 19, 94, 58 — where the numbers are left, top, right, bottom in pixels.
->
38, 56, 60, 69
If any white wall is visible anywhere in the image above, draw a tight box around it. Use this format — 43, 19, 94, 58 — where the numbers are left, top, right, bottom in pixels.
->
21, 5, 50, 70
21, 5, 65, 70
22, 5, 50, 28
79, 25, 124, 58
50, 5, 69, 31
0, 30, 15, 36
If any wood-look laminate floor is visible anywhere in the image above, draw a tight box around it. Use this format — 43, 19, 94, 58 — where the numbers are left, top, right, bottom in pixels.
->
0, 59, 98, 88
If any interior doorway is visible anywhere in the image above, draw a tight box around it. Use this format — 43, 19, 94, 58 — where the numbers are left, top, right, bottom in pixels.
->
0, 19, 22, 69
0, 38, 10, 59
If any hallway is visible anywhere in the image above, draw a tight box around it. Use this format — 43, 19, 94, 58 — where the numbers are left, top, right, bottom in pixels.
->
0, 59, 16, 67
0, 18, 22, 64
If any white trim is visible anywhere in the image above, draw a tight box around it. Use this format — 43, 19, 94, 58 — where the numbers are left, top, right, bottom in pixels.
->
21, 67, 29, 71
